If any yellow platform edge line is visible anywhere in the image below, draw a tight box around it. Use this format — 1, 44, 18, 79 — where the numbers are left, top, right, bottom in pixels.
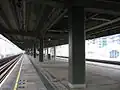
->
13, 71, 21, 90
13, 56, 23, 90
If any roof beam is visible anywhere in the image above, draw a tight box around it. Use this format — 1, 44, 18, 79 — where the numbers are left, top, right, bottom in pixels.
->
0, 24, 68, 38
26, 0, 64, 7
0, 6, 13, 29
0, 0, 19, 30
85, 17, 120, 32
91, 17, 111, 22
1, 30, 68, 37
41, 8, 67, 35
85, 8, 120, 16
0, 24, 36, 37
0, 29, 36, 37
86, 26, 120, 40
25, 3, 32, 31
33, 4, 46, 31
84, 1, 120, 15
85, 14, 98, 22
44, 38, 68, 48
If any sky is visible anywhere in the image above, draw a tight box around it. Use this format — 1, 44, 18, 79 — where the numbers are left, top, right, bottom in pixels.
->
0, 34, 23, 58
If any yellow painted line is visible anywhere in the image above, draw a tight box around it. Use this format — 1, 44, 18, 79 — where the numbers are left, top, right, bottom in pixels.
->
13, 71, 21, 90
0, 56, 23, 87
13, 56, 23, 90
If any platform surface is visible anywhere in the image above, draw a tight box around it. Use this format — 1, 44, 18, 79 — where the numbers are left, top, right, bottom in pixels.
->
30, 56, 120, 90
0, 55, 47, 90
17, 55, 47, 90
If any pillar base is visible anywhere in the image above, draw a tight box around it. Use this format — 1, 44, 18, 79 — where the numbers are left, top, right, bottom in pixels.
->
68, 83, 86, 90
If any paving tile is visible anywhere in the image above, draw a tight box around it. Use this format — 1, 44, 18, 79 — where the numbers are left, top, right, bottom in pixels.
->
30, 57, 120, 90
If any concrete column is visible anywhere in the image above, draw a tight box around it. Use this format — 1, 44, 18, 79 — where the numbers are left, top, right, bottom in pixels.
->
46, 48, 49, 60
30, 48, 32, 56
68, 7, 85, 89
34, 43, 36, 58
53, 46, 56, 61
47, 48, 48, 55
39, 38, 43, 62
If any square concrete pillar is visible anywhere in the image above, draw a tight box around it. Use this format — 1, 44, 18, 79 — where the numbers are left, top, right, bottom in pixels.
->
34, 43, 36, 58
68, 7, 85, 90
39, 38, 43, 62
53, 46, 56, 61
46, 48, 49, 59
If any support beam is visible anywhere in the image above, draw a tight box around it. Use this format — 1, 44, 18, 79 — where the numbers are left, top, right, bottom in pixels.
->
26, 3, 32, 31
0, 0, 19, 30
47, 48, 49, 59
33, 4, 46, 31
86, 25, 120, 40
0, 6, 13, 29
85, 17, 120, 32
68, 7, 85, 90
26, 0, 64, 7
91, 17, 111, 22
84, 0, 120, 16
44, 39, 68, 48
30, 48, 32, 56
53, 46, 56, 61
85, 14, 98, 22
0, 24, 68, 37
41, 8, 67, 35
0, 24, 36, 37
39, 38, 43, 62
34, 43, 36, 58
77, 0, 120, 16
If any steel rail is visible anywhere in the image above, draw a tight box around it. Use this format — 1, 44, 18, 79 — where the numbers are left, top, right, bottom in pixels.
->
0, 55, 21, 83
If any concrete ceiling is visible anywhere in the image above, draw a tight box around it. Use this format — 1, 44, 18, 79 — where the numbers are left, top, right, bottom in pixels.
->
0, 0, 120, 49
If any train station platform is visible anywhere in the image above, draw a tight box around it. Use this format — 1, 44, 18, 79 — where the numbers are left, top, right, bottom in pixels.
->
29, 56, 120, 90
0, 54, 47, 90
1, 54, 120, 90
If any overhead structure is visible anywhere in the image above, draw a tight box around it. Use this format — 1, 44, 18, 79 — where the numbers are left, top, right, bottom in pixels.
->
1, 0, 120, 89
0, 0, 120, 49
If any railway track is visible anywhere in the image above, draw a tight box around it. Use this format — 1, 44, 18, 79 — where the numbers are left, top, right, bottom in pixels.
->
0, 54, 21, 83
0, 54, 20, 66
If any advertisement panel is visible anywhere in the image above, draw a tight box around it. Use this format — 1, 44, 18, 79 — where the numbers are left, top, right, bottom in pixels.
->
86, 34, 120, 61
